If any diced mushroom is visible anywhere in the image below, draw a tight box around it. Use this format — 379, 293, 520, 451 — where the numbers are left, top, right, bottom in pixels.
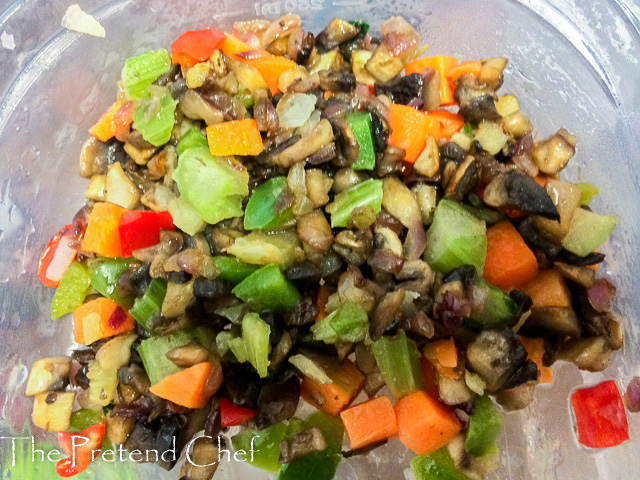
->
279, 427, 327, 464
479, 57, 508, 89
435, 372, 474, 406
105, 162, 141, 209
273, 119, 334, 168
395, 259, 435, 297
382, 177, 422, 228
297, 210, 334, 252
166, 341, 210, 368
370, 289, 406, 341
179, 436, 219, 480
500, 110, 533, 138
531, 180, 581, 241
374, 73, 424, 105
554, 261, 596, 288
483, 171, 560, 220
454, 75, 500, 123
315, 18, 360, 52
32, 392, 75, 432
333, 229, 373, 266
26, 357, 72, 396
368, 227, 404, 274
413, 136, 440, 178
411, 184, 438, 225
180, 89, 224, 126
532, 128, 577, 175
79, 136, 109, 177
521, 307, 581, 337
161, 279, 194, 318
421, 68, 441, 112
557, 336, 613, 372
445, 155, 480, 201
365, 44, 404, 83
494, 380, 537, 411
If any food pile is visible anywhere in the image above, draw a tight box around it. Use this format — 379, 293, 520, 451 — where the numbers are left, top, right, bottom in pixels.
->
27, 14, 626, 479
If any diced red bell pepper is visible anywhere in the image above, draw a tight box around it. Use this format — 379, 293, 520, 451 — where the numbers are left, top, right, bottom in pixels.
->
571, 380, 629, 449
219, 398, 256, 427
56, 420, 106, 477
118, 210, 174, 258
38, 223, 84, 288
171, 29, 226, 67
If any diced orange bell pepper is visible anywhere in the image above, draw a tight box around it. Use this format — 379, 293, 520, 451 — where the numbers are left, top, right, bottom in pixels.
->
89, 102, 123, 142
206, 119, 264, 157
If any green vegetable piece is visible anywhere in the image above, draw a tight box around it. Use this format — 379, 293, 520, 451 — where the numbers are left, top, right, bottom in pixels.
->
326, 178, 383, 228
460, 122, 474, 139
238, 92, 255, 109
244, 177, 295, 230
168, 197, 206, 236
138, 326, 215, 385
465, 395, 502, 456
51, 262, 92, 320
69, 409, 103, 432
89, 257, 135, 308
228, 313, 271, 378
576, 182, 599, 206
425, 199, 487, 274
372, 330, 424, 400
311, 301, 369, 344
301, 412, 345, 452
232, 264, 301, 312
173, 146, 249, 225
411, 447, 471, 480
212, 256, 260, 285
561, 208, 617, 257
129, 278, 167, 332
277, 450, 342, 480
132, 92, 177, 147
232, 422, 289, 473
346, 111, 375, 170
461, 204, 506, 226
176, 128, 208, 156
466, 280, 516, 328
121, 49, 171, 100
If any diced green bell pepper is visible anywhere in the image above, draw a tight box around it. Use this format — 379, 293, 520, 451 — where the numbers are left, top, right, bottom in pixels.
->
425, 199, 487, 274
244, 177, 295, 230
465, 395, 502, 457
411, 447, 471, 480
311, 301, 369, 344
121, 49, 171, 100
89, 257, 135, 308
465, 280, 516, 328
69, 409, 104, 432
138, 326, 215, 385
561, 208, 617, 257
228, 313, 271, 378
277, 450, 342, 480
232, 422, 289, 473
326, 178, 383, 228
460, 123, 474, 139
372, 330, 424, 399
129, 278, 167, 332
51, 262, 92, 320
132, 91, 177, 147
346, 111, 375, 171
212, 256, 260, 285
232, 264, 301, 312
176, 128, 208, 156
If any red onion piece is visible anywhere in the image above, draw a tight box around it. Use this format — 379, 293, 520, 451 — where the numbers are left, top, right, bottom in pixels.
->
108, 306, 127, 330
404, 219, 427, 261
235, 49, 271, 60
624, 377, 640, 413
587, 278, 616, 312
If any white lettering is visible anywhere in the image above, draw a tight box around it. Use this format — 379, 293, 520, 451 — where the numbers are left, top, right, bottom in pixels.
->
101, 448, 116, 462
161, 436, 176, 462
47, 449, 63, 462
0, 437, 29, 467
129, 449, 143, 462
185, 434, 216, 467
234, 449, 247, 462
250, 436, 260, 461
70, 436, 89, 467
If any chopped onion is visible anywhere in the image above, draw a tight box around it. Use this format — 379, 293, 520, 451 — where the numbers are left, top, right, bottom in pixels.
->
61, 4, 106, 38
276, 94, 317, 129
587, 278, 616, 312
624, 376, 640, 413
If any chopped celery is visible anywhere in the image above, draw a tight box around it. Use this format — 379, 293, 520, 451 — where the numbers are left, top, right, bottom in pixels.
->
227, 230, 303, 270
129, 278, 167, 332
372, 330, 424, 399
326, 178, 383, 228
411, 447, 471, 480
465, 395, 502, 456
132, 91, 177, 147
168, 197, 206, 236
576, 182, 599, 206
244, 177, 294, 230
311, 301, 369, 344
466, 280, 516, 328
176, 128, 208, 156
69, 408, 103, 432
562, 208, 617, 257
228, 313, 271, 378
173, 146, 249, 225
212, 256, 260, 285
425, 199, 487, 274
232, 264, 301, 312
346, 111, 375, 171
461, 122, 474, 138
277, 450, 342, 480
138, 326, 215, 385
87, 360, 118, 407
232, 422, 289, 473
51, 262, 92, 320
288, 354, 333, 384
89, 257, 135, 308
216, 330, 235, 358
121, 49, 171, 99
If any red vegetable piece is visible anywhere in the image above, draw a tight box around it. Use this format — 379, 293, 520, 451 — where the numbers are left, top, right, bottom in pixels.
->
171, 29, 226, 67
56, 420, 106, 477
38, 223, 83, 288
219, 398, 256, 427
571, 380, 629, 449
118, 210, 174, 258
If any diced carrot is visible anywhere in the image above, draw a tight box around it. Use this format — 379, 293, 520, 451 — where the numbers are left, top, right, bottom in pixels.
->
388, 104, 429, 163
324, 91, 334, 100
89, 102, 123, 142
244, 55, 296, 95
534, 175, 549, 188
424, 110, 465, 139
315, 285, 330, 322
405, 56, 458, 106
206, 119, 264, 157
81, 203, 126, 258
484, 221, 539, 290
586, 249, 599, 270
220, 34, 252, 58
419, 357, 440, 399
445, 60, 482, 83
394, 390, 461, 455
519, 269, 572, 308
73, 297, 134, 345
301, 359, 364, 416
519, 336, 553, 384
149, 362, 218, 409
423, 337, 458, 368
340, 396, 398, 449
